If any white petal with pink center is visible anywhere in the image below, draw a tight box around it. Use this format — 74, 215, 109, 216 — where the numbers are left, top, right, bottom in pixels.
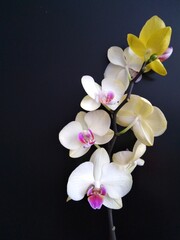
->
59, 110, 114, 158
67, 148, 133, 209
80, 75, 129, 111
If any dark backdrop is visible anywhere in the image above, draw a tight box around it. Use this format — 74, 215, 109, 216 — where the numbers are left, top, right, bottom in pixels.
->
1, 1, 180, 239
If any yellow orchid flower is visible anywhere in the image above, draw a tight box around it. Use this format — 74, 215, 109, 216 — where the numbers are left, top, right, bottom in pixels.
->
127, 15, 172, 76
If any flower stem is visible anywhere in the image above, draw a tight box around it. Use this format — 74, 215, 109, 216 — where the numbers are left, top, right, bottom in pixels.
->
94, 144, 100, 149
116, 117, 139, 136
108, 208, 116, 240
106, 63, 146, 240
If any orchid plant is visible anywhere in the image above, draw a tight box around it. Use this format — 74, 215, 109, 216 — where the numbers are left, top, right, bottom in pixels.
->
59, 15, 172, 239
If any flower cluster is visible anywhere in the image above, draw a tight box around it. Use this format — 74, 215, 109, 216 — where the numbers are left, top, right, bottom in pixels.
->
59, 16, 172, 210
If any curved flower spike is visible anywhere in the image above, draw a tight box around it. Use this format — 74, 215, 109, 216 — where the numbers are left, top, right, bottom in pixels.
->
67, 148, 133, 209
59, 110, 114, 158
116, 95, 167, 146
80, 75, 129, 111
112, 140, 146, 173
127, 15, 172, 76
104, 47, 143, 81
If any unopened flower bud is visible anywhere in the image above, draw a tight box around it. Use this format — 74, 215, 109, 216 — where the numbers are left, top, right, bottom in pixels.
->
159, 47, 173, 62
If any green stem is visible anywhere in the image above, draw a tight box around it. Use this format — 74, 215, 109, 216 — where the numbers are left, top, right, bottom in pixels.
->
116, 117, 139, 136
94, 144, 100, 149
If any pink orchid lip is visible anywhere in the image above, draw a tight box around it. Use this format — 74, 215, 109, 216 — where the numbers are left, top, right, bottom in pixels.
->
87, 185, 106, 210
78, 129, 95, 148
99, 91, 115, 105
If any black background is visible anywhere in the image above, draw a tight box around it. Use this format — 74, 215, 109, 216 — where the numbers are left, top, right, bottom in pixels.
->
1, 1, 180, 239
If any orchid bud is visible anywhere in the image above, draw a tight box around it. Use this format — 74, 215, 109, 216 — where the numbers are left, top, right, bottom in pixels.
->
159, 47, 173, 62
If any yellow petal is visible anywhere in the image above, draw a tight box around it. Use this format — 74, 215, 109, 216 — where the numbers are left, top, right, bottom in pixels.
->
122, 95, 153, 117
146, 27, 172, 56
116, 95, 153, 127
147, 59, 167, 76
139, 15, 166, 44
127, 34, 146, 58
134, 97, 153, 117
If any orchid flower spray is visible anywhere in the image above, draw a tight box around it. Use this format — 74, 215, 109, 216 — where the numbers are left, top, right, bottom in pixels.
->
59, 15, 172, 240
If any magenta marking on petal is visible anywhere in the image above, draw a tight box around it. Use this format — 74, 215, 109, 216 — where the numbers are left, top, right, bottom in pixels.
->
100, 185, 107, 196
86, 185, 107, 209
99, 91, 115, 105
88, 194, 104, 209
78, 129, 95, 147
106, 91, 115, 103
78, 132, 86, 144
87, 185, 94, 196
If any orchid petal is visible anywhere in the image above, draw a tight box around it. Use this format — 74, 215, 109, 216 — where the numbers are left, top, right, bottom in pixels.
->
107, 101, 121, 111
104, 63, 124, 80
75, 111, 87, 129
135, 159, 145, 166
124, 47, 144, 72
147, 27, 172, 56
139, 15, 165, 44
102, 77, 127, 96
147, 59, 167, 76
127, 160, 144, 173
69, 145, 90, 158
85, 110, 111, 136
103, 196, 123, 209
81, 75, 101, 99
116, 69, 130, 88
80, 95, 100, 111
88, 194, 104, 209
94, 130, 114, 145
132, 96, 153, 117
116, 109, 137, 127
121, 95, 153, 116
146, 106, 167, 136
90, 148, 109, 183
132, 140, 146, 160
133, 119, 154, 146
112, 151, 133, 166
101, 163, 132, 198
59, 121, 82, 150
108, 46, 126, 67
67, 162, 94, 201
101, 78, 127, 109
127, 34, 146, 58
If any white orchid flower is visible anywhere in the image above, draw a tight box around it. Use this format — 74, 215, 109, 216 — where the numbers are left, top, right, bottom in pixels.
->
113, 140, 146, 173
59, 110, 114, 158
80, 74, 129, 111
116, 95, 167, 146
104, 47, 143, 82
67, 148, 133, 209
